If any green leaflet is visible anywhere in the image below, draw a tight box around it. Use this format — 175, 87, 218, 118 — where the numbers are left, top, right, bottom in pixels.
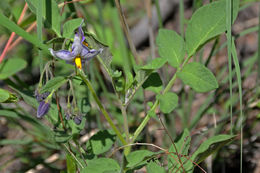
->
63, 18, 84, 38
177, 62, 218, 93
86, 130, 116, 155
156, 29, 185, 68
146, 162, 165, 173
40, 76, 68, 93
185, 0, 239, 57
157, 92, 179, 114
185, 135, 236, 172
82, 158, 120, 173
142, 72, 163, 94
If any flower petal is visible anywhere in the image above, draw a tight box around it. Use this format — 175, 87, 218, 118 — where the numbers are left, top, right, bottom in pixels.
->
78, 20, 85, 43
71, 34, 83, 56
49, 48, 74, 62
81, 48, 103, 61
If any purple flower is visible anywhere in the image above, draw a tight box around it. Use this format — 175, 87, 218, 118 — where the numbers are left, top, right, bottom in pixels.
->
37, 101, 50, 118
49, 20, 103, 68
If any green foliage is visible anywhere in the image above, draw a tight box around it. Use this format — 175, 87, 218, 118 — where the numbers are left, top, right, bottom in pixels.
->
126, 150, 160, 169
184, 135, 236, 172
0, 89, 12, 103
66, 154, 77, 173
0, 13, 49, 53
82, 158, 120, 173
26, 0, 61, 36
177, 62, 218, 92
40, 76, 68, 93
63, 18, 83, 38
146, 162, 165, 173
157, 92, 179, 114
0, 58, 27, 79
156, 29, 185, 68
0, 89, 18, 103
185, 0, 239, 57
0, 0, 253, 172
86, 130, 116, 155
142, 72, 163, 94
140, 58, 167, 70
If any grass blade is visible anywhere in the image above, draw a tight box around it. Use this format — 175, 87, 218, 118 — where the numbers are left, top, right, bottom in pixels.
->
231, 38, 243, 173
37, 0, 43, 72
226, 0, 233, 135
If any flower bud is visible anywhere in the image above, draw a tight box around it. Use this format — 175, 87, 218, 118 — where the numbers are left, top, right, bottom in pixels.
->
37, 101, 50, 118
73, 116, 82, 125
65, 112, 71, 120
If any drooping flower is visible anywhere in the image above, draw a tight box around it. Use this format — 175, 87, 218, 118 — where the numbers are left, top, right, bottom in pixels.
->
36, 90, 54, 118
37, 101, 50, 118
49, 21, 103, 69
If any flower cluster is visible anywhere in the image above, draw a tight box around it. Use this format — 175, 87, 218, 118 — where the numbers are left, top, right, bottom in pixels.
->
49, 22, 103, 69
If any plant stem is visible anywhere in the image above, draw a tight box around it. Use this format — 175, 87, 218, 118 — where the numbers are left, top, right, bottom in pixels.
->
131, 56, 190, 143
78, 70, 127, 145
121, 105, 129, 142
63, 144, 84, 169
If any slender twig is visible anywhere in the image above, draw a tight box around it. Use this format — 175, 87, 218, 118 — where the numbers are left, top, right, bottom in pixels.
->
74, 140, 88, 167
158, 114, 185, 173
0, 3, 28, 63
114, 0, 141, 64
63, 144, 84, 169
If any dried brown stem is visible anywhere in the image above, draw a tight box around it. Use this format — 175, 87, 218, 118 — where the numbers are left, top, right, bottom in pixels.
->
114, 0, 141, 64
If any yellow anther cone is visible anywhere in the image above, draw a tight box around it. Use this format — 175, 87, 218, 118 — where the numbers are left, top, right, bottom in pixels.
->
75, 56, 82, 69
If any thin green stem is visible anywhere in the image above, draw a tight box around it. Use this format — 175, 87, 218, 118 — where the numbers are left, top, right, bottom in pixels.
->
121, 105, 129, 142
78, 70, 127, 145
74, 139, 88, 167
63, 144, 84, 169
